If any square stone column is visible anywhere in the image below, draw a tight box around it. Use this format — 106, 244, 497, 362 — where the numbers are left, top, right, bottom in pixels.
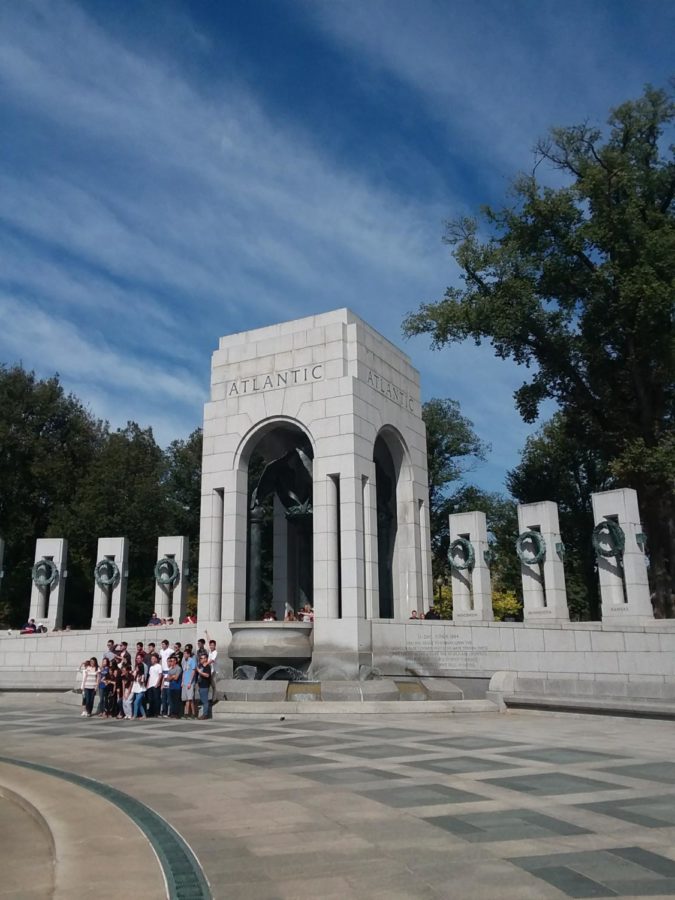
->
517, 501, 569, 622
448, 511, 493, 621
197, 487, 224, 622
154, 536, 189, 622
362, 467, 379, 620
29, 538, 68, 630
91, 537, 128, 629
592, 488, 653, 622
272, 496, 289, 619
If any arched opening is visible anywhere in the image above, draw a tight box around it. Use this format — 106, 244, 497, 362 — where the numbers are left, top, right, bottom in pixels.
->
374, 434, 398, 618
244, 423, 314, 621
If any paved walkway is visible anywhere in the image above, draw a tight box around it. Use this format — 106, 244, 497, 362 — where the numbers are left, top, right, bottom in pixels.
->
2, 696, 675, 898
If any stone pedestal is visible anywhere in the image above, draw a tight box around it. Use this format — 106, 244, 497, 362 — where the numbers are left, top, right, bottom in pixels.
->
591, 488, 653, 622
448, 511, 493, 621
517, 501, 569, 622
29, 538, 68, 630
154, 536, 189, 622
91, 537, 128, 629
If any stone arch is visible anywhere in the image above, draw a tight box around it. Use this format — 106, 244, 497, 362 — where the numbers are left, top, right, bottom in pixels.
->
237, 417, 316, 621
234, 416, 316, 472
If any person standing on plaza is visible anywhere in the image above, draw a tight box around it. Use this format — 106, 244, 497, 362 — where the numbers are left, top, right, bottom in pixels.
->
103, 661, 117, 717
131, 663, 147, 718
146, 653, 163, 717
96, 656, 110, 715
166, 655, 183, 718
181, 647, 197, 718
159, 639, 172, 716
116, 641, 132, 667
206, 634, 219, 703
121, 664, 134, 719
114, 662, 125, 718
80, 658, 99, 717
196, 653, 212, 720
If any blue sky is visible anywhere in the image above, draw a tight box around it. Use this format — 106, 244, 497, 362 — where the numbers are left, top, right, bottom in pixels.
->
1, 0, 672, 492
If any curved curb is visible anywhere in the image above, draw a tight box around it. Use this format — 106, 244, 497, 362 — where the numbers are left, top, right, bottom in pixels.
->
0, 782, 56, 898
0, 756, 211, 900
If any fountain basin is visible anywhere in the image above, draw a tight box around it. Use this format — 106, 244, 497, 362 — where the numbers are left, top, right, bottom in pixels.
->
228, 621, 313, 668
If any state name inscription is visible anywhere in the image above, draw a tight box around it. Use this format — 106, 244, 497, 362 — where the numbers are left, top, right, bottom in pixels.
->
366, 369, 415, 413
225, 364, 323, 397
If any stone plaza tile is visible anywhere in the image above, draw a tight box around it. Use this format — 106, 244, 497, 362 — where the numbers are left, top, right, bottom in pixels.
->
580, 795, 675, 829
241, 753, 338, 768
271, 734, 357, 749
420, 735, 529, 751
601, 762, 675, 785
330, 743, 438, 760
484, 772, 627, 796
356, 783, 485, 808
499, 747, 628, 765
510, 846, 675, 898
182, 742, 280, 757
406, 755, 522, 775
347, 727, 439, 741
297, 766, 409, 786
423, 808, 591, 843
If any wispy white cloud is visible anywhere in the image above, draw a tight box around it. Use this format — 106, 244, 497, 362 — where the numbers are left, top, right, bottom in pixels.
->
0, 0, 468, 444
301, 0, 674, 187
2, 0, 655, 488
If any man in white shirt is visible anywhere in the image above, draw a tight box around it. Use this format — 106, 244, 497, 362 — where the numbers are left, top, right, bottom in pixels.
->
159, 639, 173, 716
206, 635, 218, 703
146, 653, 163, 717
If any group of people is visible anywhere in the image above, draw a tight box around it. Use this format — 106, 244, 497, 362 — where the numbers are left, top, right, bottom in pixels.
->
262, 603, 314, 623
79, 635, 218, 721
409, 607, 441, 620
146, 612, 197, 626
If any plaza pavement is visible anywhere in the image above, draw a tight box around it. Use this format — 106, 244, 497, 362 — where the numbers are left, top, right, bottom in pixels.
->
2, 695, 675, 899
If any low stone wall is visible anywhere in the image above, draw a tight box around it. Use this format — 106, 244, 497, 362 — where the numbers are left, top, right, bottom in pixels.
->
3, 618, 675, 692
0, 625, 198, 689
371, 619, 675, 686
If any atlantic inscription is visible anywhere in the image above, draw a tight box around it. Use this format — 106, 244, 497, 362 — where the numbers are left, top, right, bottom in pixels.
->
225, 364, 323, 397
366, 369, 415, 413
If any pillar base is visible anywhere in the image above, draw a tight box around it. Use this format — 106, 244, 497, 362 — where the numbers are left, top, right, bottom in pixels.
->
310, 618, 373, 679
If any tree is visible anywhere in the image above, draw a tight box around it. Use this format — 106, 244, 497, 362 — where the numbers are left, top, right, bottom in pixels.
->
405, 85, 675, 614
507, 413, 608, 619
0, 366, 206, 627
58, 423, 169, 626
422, 398, 487, 583
0, 365, 103, 625
164, 428, 203, 595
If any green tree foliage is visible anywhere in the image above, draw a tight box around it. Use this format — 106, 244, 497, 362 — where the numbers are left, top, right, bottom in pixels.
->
422, 398, 487, 582
405, 86, 675, 614
164, 428, 203, 594
56, 423, 169, 627
0, 366, 203, 628
0, 365, 104, 625
507, 413, 608, 619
